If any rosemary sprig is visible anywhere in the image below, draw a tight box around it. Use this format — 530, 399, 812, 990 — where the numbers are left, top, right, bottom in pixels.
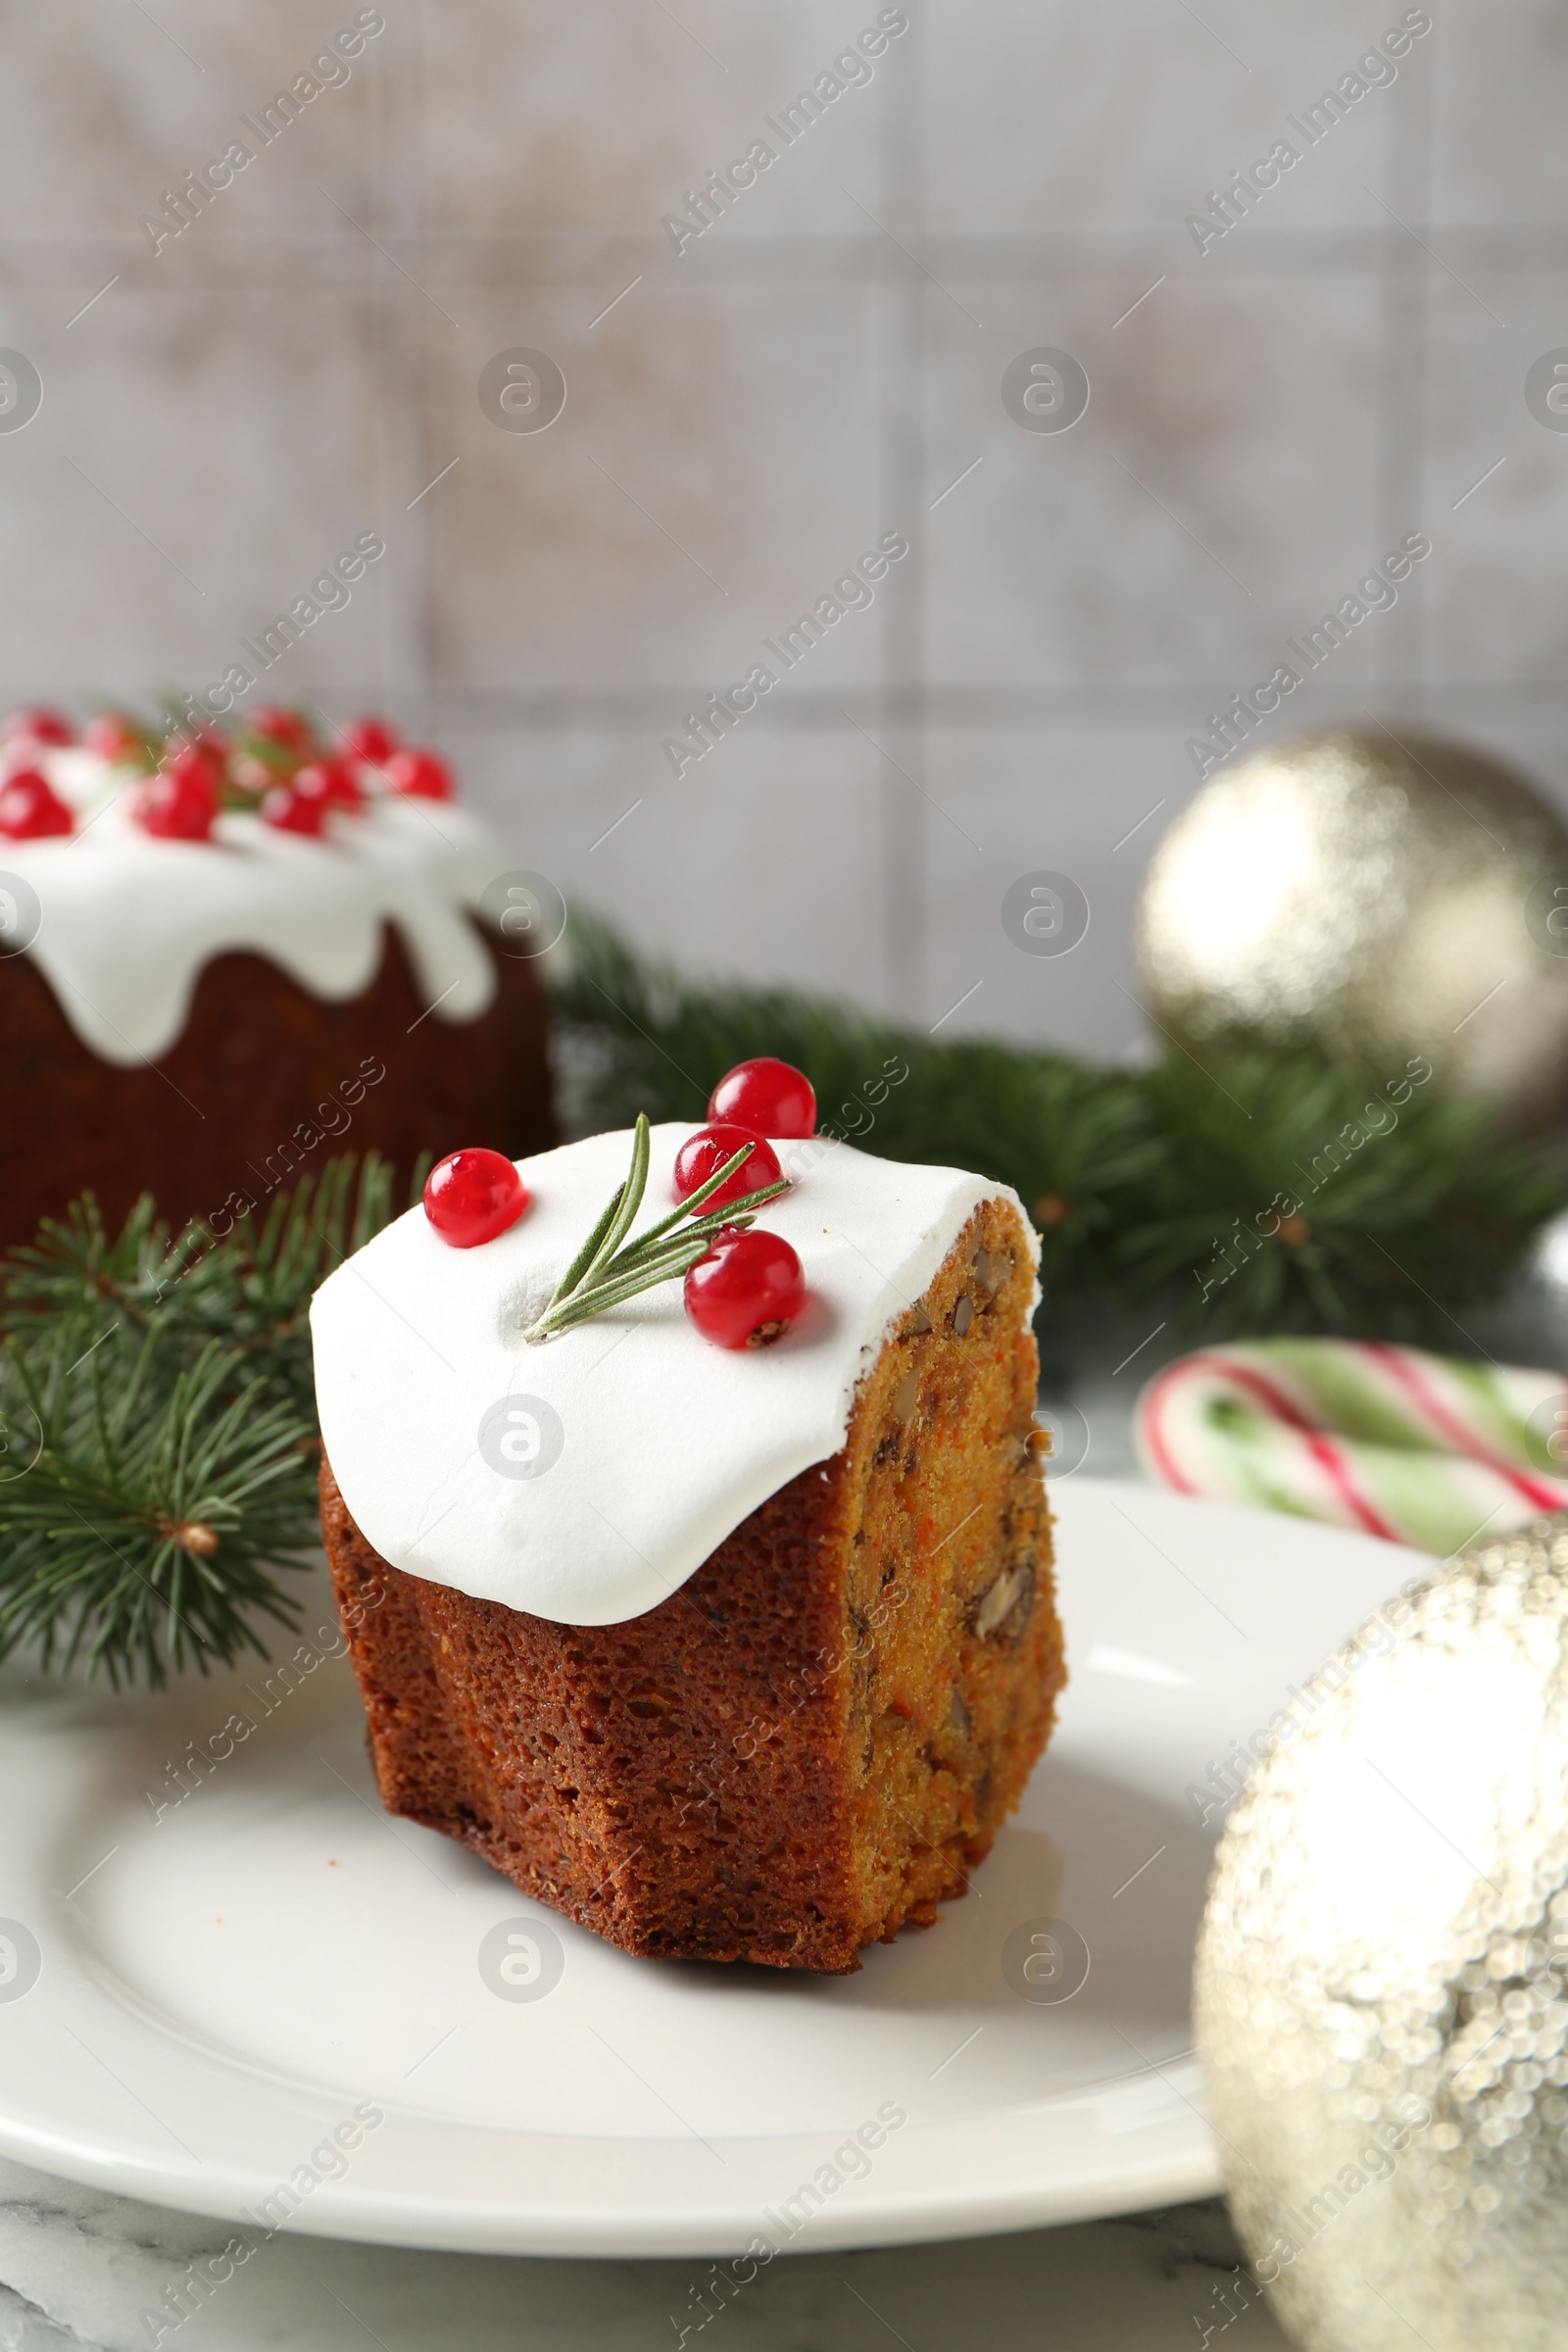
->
523, 1113, 789, 1344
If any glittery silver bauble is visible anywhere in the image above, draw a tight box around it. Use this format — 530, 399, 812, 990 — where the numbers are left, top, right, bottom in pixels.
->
1195, 1517, 1568, 2350
1138, 729, 1568, 1128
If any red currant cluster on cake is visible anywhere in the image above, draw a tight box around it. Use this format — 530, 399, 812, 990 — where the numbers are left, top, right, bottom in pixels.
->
675, 1058, 812, 1348
0, 701, 455, 844
421, 1058, 818, 1350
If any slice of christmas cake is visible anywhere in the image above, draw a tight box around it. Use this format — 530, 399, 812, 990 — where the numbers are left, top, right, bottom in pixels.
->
311, 1057, 1064, 1973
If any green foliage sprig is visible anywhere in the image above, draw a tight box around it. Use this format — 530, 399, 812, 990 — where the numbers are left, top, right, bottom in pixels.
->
549, 913, 1568, 1340
0, 1154, 415, 1688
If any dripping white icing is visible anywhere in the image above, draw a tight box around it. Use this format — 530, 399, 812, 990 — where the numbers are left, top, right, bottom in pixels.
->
311, 1123, 1035, 1628
0, 754, 502, 1065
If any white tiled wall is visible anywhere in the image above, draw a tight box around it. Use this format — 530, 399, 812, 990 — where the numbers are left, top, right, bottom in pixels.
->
1, 0, 1562, 1056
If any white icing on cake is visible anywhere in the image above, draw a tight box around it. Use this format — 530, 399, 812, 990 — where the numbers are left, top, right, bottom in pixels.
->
311, 1123, 1036, 1628
0, 753, 501, 1064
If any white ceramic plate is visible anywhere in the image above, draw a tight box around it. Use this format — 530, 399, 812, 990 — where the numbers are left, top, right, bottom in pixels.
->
0, 1479, 1423, 2257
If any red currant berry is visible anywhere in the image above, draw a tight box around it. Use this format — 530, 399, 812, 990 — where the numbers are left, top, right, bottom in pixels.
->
298, 758, 364, 811
340, 715, 398, 764
684, 1228, 805, 1349
423, 1149, 531, 1248
261, 780, 329, 837
385, 747, 453, 801
83, 712, 149, 765
167, 739, 226, 786
673, 1122, 783, 1213
0, 767, 73, 839
248, 706, 315, 754
133, 761, 218, 841
2, 706, 74, 749
707, 1056, 816, 1140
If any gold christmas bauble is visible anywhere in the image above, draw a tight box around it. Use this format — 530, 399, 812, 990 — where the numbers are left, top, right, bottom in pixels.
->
1195, 1517, 1568, 2350
1137, 729, 1568, 1128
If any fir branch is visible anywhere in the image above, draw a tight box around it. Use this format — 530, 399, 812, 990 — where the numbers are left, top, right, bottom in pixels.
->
550, 911, 1158, 1298
4, 1153, 412, 1419
549, 913, 1568, 1342
0, 1152, 418, 1686
1120, 1055, 1568, 1336
0, 1330, 318, 1688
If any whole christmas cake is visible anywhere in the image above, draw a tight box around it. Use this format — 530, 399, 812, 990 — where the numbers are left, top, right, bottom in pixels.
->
0, 703, 552, 1250
312, 1063, 1064, 1973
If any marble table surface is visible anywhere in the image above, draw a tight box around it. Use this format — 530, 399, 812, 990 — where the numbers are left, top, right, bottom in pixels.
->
0, 1321, 1310, 2352
0, 2160, 1291, 2350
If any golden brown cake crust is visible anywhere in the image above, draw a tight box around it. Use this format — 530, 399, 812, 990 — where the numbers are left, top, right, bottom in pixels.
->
320, 1196, 1066, 1973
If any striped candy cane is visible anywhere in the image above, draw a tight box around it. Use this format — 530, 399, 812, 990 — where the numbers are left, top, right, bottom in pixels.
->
1133, 1338, 1568, 1555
